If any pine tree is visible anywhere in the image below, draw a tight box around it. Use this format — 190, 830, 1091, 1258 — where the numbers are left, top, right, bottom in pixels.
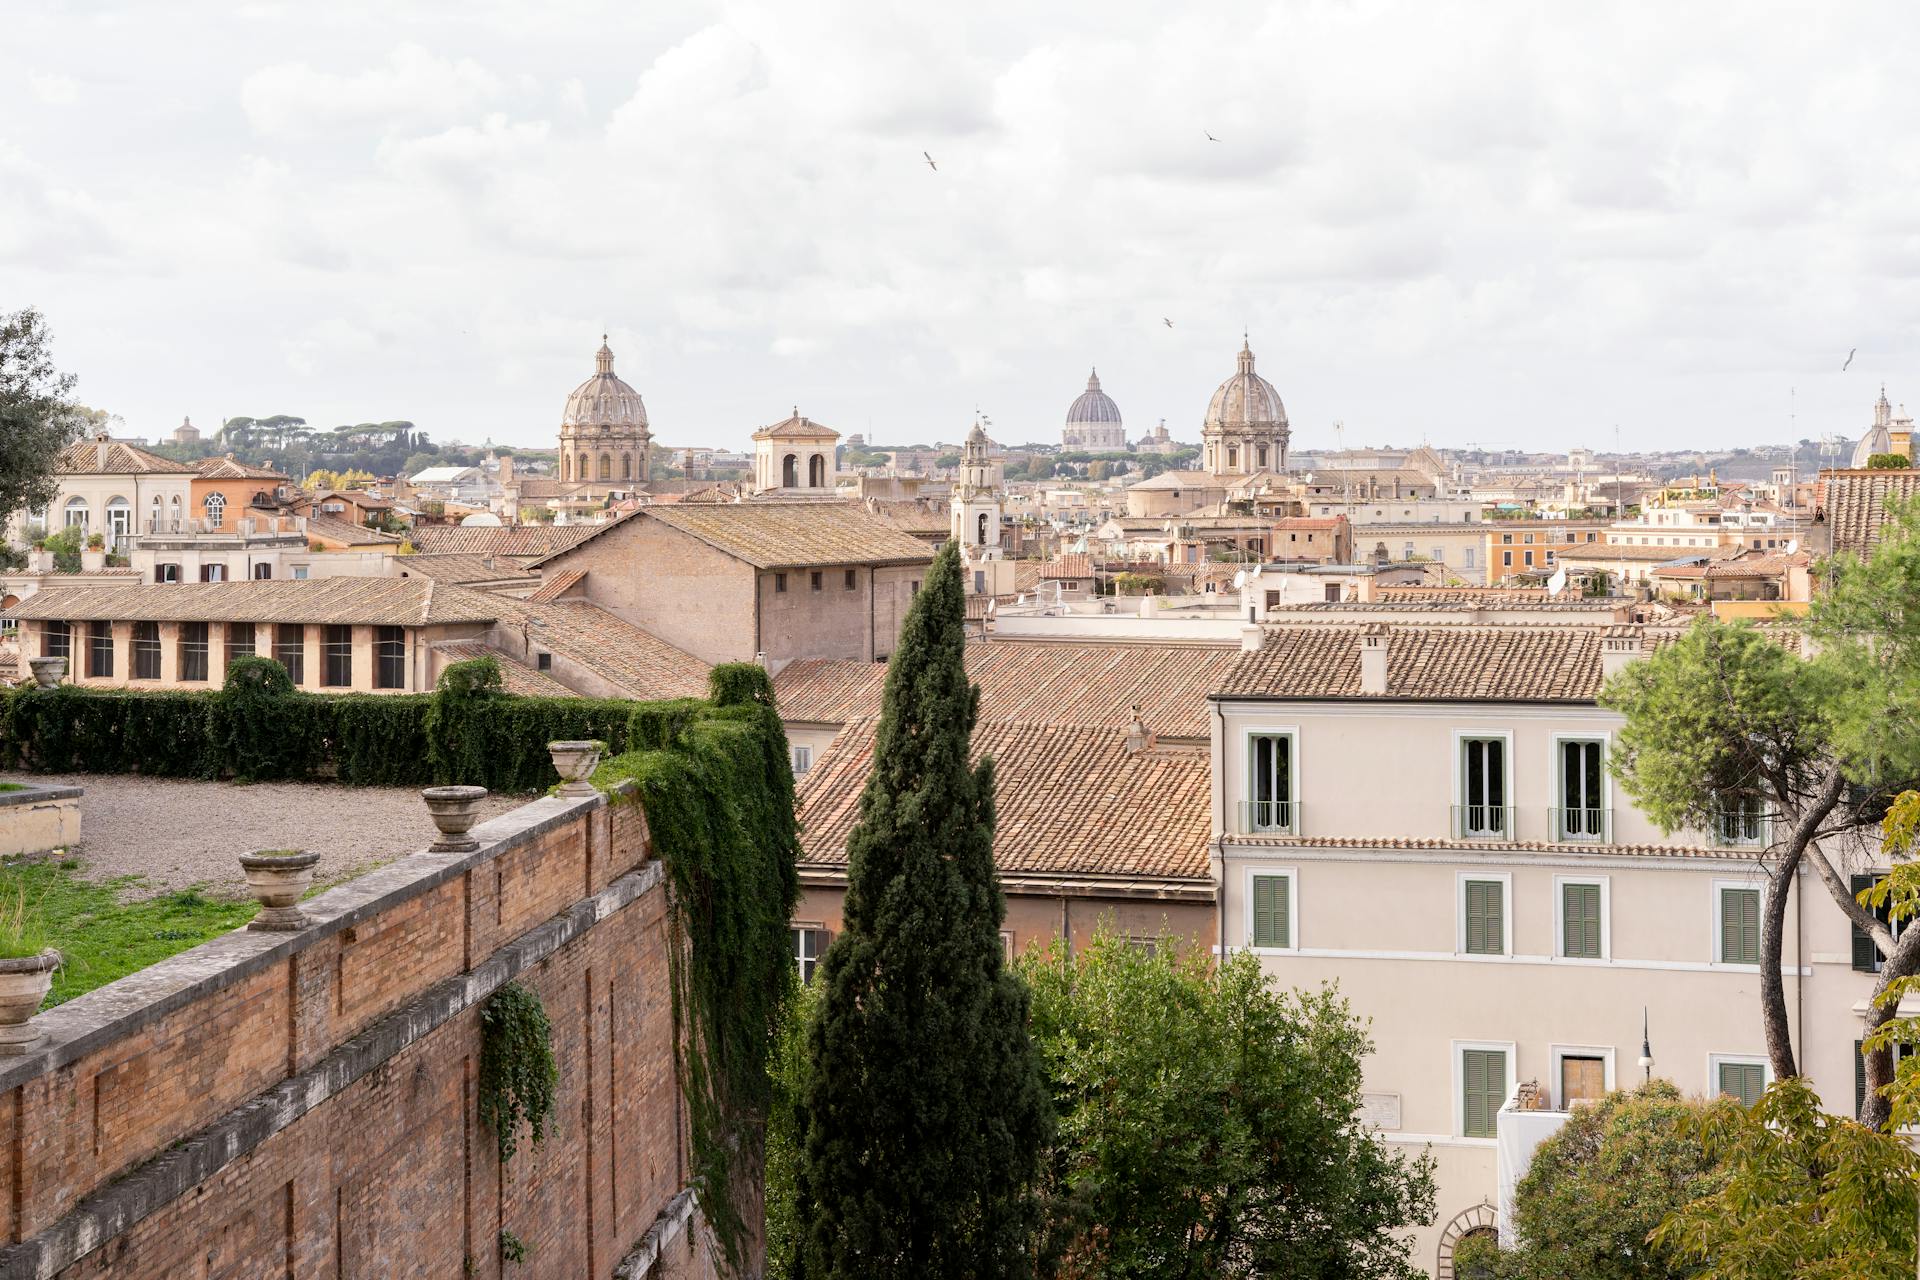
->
795, 541, 1052, 1278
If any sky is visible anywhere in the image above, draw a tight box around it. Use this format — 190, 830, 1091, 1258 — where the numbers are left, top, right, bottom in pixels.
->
4, 1, 1919, 456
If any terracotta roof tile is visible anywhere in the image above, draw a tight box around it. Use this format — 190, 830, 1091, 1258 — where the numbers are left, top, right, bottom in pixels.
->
1043, 553, 1093, 579
3, 578, 503, 626
797, 719, 1211, 881
1375, 586, 1551, 604
396, 553, 535, 585
536, 503, 936, 570
306, 514, 404, 546
1217, 623, 1621, 702
528, 569, 586, 602
432, 641, 580, 697
195, 456, 287, 480
1821, 468, 1920, 558
491, 598, 710, 700
1222, 834, 1728, 859
410, 524, 602, 559
55, 437, 195, 475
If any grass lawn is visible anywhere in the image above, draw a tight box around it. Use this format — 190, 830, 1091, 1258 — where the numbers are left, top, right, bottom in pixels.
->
0, 782, 26, 793
1, 859, 258, 1007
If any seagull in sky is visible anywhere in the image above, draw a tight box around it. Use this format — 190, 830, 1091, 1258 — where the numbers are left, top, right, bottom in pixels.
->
923, 151, 937, 171
1843, 348, 1856, 371
1205, 130, 1220, 142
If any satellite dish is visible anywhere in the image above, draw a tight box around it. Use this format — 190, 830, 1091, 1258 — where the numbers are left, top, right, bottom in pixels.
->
1785, 539, 1799, 555
1233, 570, 1247, 589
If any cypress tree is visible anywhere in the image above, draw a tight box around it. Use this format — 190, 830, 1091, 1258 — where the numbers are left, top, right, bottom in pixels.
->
796, 540, 1052, 1278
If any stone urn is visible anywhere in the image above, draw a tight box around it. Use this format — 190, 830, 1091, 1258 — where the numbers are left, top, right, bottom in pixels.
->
27, 656, 66, 689
0, 950, 61, 1055
421, 785, 489, 853
238, 850, 321, 932
547, 740, 606, 798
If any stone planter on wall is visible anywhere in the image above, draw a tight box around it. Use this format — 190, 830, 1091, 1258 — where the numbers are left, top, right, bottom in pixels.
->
238, 850, 321, 931
421, 786, 489, 853
27, 656, 66, 688
0, 951, 62, 1055
547, 741, 606, 798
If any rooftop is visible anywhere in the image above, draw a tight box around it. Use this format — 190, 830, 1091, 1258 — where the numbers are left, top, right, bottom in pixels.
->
394, 553, 538, 585
540, 502, 936, 570
1821, 468, 1920, 558
409, 523, 602, 560
55, 435, 195, 476
1217, 623, 1644, 702
5, 577, 503, 626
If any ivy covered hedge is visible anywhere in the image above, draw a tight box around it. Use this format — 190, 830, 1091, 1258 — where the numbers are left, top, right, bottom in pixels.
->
593, 662, 800, 1268
0, 655, 667, 793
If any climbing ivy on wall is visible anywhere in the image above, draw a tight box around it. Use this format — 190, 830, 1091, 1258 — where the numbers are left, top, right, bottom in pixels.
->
592, 662, 801, 1268
478, 980, 559, 1164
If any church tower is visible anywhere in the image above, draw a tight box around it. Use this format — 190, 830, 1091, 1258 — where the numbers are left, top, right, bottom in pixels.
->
559, 337, 651, 493
950, 419, 1004, 559
1202, 337, 1289, 477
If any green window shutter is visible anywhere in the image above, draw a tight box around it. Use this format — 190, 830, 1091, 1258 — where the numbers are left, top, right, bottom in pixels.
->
1462, 1049, 1506, 1138
1563, 883, 1601, 958
1721, 888, 1759, 965
1719, 1061, 1764, 1108
1252, 875, 1289, 948
1465, 881, 1504, 955
1857, 1039, 1867, 1118
1852, 875, 1882, 972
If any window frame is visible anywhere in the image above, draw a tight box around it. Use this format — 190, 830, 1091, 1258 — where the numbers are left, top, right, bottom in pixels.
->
1708, 1053, 1770, 1107
274, 623, 305, 685
321, 623, 353, 688
1549, 1044, 1616, 1110
130, 621, 161, 681
1241, 725, 1299, 834
1456, 871, 1514, 957
790, 744, 813, 775
374, 625, 406, 690
790, 923, 829, 984
1243, 866, 1298, 952
178, 621, 210, 682
1453, 1040, 1517, 1140
1711, 792, 1768, 847
1553, 874, 1611, 960
1452, 730, 1514, 839
43, 621, 72, 662
226, 621, 256, 667
86, 621, 114, 679
1550, 733, 1611, 842
1713, 879, 1764, 968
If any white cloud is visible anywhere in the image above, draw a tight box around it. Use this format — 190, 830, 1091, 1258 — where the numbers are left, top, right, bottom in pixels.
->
29, 73, 78, 105
240, 43, 505, 138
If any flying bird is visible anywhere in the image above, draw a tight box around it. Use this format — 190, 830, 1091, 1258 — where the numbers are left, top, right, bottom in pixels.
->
1164, 317, 1174, 328
1843, 348, 1856, 371
1205, 130, 1219, 142
923, 151, 937, 171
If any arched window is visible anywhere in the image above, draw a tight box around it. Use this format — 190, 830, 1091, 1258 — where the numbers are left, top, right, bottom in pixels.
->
107, 497, 131, 544
577, 453, 588, 482
782, 454, 799, 487
621, 453, 632, 479
148, 496, 162, 533
978, 512, 989, 545
1257, 445, 1268, 469
598, 453, 611, 481
204, 492, 226, 529
1227, 446, 1239, 470
63, 497, 89, 530
809, 454, 826, 487
561, 454, 571, 481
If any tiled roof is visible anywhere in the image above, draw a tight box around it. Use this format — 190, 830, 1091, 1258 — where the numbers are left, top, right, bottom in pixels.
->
752, 412, 840, 440
306, 515, 404, 546
1217, 624, 1622, 702
1223, 834, 1728, 860
1822, 468, 1920, 558
1375, 586, 1550, 604
1555, 544, 1734, 563
3, 578, 503, 626
395, 554, 535, 585
432, 642, 579, 697
55, 437, 195, 475
495, 598, 710, 700
1043, 553, 1093, 579
195, 456, 286, 480
527, 569, 586, 602
861, 499, 950, 536
775, 638, 1240, 737
410, 524, 602, 559
544, 503, 936, 570
796, 719, 1211, 881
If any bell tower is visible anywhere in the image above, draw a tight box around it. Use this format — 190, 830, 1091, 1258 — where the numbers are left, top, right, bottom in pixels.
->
950, 419, 1004, 559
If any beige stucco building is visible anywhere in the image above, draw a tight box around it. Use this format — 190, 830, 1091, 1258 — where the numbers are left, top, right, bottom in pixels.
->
751, 411, 840, 495
5, 434, 196, 553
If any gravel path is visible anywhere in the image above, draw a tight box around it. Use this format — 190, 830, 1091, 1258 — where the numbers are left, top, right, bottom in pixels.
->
2, 772, 528, 897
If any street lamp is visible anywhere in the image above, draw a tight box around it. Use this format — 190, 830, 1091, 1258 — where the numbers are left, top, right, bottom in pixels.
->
1639, 1006, 1655, 1084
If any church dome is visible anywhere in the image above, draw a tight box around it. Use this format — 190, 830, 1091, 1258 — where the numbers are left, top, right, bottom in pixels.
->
562, 338, 649, 431
1066, 369, 1123, 426
1206, 340, 1287, 429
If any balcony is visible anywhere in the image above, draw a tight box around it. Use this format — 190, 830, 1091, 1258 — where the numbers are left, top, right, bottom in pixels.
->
1236, 799, 1298, 836
1451, 804, 1515, 840
1551, 806, 1611, 843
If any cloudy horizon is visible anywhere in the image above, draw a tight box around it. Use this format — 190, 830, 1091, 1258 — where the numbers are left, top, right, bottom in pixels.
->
5, 1, 1918, 455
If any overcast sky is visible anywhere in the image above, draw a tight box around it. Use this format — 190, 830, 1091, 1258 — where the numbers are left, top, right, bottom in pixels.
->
5, 2, 1918, 455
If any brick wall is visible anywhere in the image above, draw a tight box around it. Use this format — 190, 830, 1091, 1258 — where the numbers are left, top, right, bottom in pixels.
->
0, 788, 723, 1279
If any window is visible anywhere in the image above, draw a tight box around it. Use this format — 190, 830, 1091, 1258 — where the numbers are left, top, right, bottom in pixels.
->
155, 563, 180, 584
275, 624, 305, 684
1714, 793, 1765, 846
1459, 1045, 1510, 1138
291, 565, 309, 581
782, 454, 798, 488
1852, 873, 1903, 972
1460, 876, 1509, 955
1556, 738, 1607, 840
44, 622, 71, 663
1226, 446, 1238, 469
204, 492, 226, 528
1458, 735, 1509, 837
1856, 1040, 1913, 1118
1245, 731, 1294, 832
226, 622, 255, 667
535, 651, 552, 671
253, 563, 272, 580
1557, 877, 1607, 959
107, 498, 131, 545
791, 745, 813, 775
63, 497, 89, 530
87, 622, 113, 678
1502, 550, 1513, 568
844, 569, 857, 590
910, 580, 920, 595
775, 572, 788, 593
322, 624, 353, 687
810, 571, 823, 591
179, 622, 209, 681
791, 926, 830, 983
1717, 884, 1761, 965
1501, 533, 1514, 545
1523, 551, 1534, 567
131, 622, 161, 680
1714, 1056, 1768, 1108
1558, 1053, 1608, 1108
375, 626, 405, 689
1248, 870, 1295, 948
200, 563, 227, 583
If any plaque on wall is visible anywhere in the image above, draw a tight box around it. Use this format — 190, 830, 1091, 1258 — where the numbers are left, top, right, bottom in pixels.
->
1359, 1091, 1402, 1130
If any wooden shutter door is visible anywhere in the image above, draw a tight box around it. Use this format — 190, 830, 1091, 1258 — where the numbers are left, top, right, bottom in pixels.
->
1852, 875, 1880, 971
1253, 876, 1288, 948
1466, 881, 1502, 954
1560, 1056, 1605, 1106
1563, 883, 1600, 958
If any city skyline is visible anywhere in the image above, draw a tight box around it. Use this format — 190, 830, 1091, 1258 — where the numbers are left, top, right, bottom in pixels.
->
6, 2, 1920, 452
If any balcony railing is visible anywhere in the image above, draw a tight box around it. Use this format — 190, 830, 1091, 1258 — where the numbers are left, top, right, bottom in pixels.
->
1452, 803, 1515, 840
1552, 806, 1611, 843
1237, 799, 1298, 835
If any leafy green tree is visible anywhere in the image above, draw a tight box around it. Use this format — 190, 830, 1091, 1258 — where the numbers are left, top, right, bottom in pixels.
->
1865, 453, 1909, 470
1652, 1077, 1920, 1278
766, 973, 819, 1279
1, 308, 83, 526
39, 524, 83, 573
1461, 1083, 1721, 1280
795, 541, 1052, 1278
1020, 929, 1435, 1279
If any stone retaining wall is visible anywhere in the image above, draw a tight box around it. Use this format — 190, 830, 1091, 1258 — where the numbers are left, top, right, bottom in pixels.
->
0, 783, 81, 859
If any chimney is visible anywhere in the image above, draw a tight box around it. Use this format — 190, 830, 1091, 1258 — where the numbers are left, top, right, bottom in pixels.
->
1123, 704, 1156, 755
95, 435, 110, 469
1358, 624, 1388, 694
1601, 628, 1641, 682
1239, 624, 1264, 653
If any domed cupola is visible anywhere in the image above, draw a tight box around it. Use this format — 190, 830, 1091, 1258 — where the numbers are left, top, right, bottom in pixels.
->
1202, 338, 1289, 476
1062, 368, 1127, 451
558, 336, 652, 488
563, 338, 649, 431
